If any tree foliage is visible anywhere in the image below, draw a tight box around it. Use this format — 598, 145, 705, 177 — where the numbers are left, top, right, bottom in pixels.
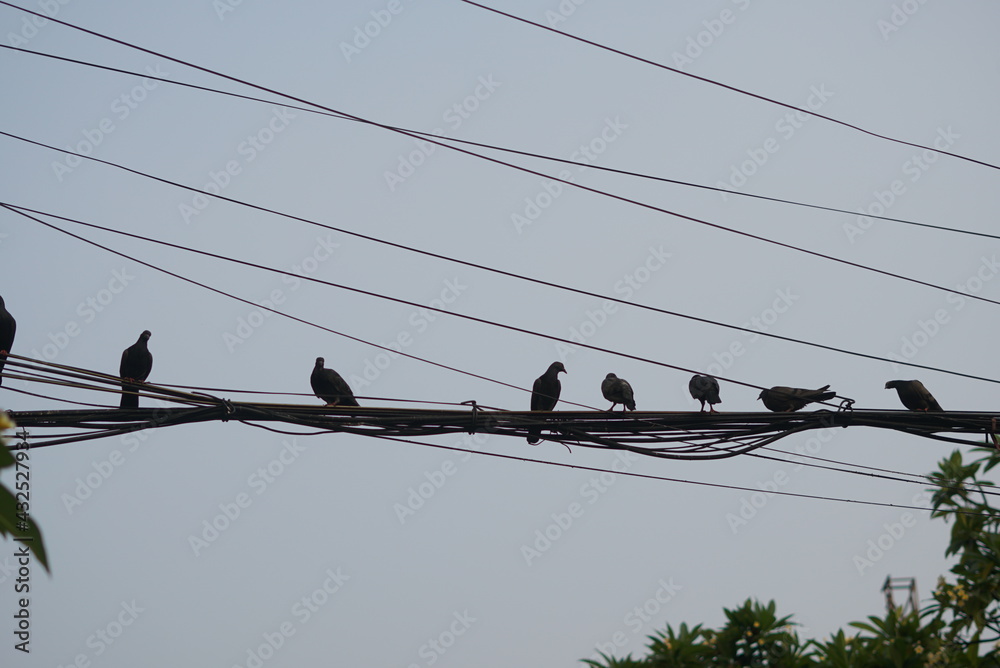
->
585, 446, 1000, 667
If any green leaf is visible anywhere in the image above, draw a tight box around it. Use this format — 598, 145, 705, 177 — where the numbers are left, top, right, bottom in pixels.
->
0, 443, 14, 469
0, 482, 49, 572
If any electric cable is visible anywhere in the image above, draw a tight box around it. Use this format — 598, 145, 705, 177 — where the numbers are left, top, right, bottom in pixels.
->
2, 43, 996, 243
2, 176, 997, 388
458, 0, 1000, 173
0, 8, 996, 309
7, 354, 998, 500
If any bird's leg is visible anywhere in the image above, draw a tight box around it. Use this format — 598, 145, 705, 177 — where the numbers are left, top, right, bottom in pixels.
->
710, 406, 717, 413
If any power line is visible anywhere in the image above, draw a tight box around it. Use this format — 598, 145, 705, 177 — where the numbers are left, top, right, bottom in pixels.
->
9, 396, 996, 517
3, 43, 997, 243
7, 353, 996, 500
0, 9, 997, 309
458, 0, 1000, 173
366, 432, 995, 517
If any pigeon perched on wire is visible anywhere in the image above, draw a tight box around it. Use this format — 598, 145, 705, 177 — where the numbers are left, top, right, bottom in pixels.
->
310, 357, 360, 407
689, 374, 721, 413
601, 373, 636, 411
885, 380, 943, 412
119, 330, 153, 409
0, 295, 15, 386
757, 385, 834, 412
527, 361, 566, 444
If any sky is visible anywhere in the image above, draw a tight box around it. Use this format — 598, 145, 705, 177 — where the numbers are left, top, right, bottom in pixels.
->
2, 1, 1000, 666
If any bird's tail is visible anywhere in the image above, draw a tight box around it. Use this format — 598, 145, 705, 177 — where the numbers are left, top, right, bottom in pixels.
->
120, 383, 139, 409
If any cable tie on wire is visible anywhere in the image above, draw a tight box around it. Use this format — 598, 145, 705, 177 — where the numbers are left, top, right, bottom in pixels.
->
837, 396, 856, 414
221, 399, 235, 422
461, 400, 479, 434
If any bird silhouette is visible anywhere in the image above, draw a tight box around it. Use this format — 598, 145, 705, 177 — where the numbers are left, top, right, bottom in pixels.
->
602, 373, 636, 411
527, 361, 566, 444
119, 330, 152, 409
689, 374, 721, 413
757, 385, 834, 412
310, 357, 360, 407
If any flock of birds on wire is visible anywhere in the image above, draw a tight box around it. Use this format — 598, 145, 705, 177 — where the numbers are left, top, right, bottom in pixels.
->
0, 297, 945, 444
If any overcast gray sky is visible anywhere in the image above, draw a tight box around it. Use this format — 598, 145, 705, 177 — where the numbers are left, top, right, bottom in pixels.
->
2, 1, 1000, 666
